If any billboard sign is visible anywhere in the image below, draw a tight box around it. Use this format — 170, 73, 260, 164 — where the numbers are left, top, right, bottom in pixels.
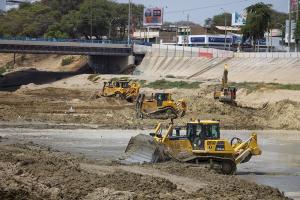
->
291, 0, 297, 11
143, 7, 163, 27
231, 11, 246, 26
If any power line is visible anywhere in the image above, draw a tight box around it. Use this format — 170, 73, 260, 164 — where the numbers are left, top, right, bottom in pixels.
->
165, 0, 250, 14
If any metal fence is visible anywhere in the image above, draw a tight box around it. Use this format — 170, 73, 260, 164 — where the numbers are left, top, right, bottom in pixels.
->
145, 44, 300, 59
148, 44, 234, 58
234, 52, 300, 58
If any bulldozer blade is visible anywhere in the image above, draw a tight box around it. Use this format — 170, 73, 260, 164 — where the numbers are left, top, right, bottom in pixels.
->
118, 134, 168, 164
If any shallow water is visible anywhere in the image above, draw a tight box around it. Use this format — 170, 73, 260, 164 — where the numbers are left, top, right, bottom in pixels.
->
0, 128, 299, 199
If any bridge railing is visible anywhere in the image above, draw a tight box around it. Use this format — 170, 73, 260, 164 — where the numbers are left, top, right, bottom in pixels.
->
0, 36, 130, 45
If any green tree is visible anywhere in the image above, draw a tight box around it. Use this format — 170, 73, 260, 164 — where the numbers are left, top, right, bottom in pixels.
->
269, 10, 288, 29
0, 0, 143, 40
211, 13, 232, 27
242, 2, 272, 50
41, 0, 83, 15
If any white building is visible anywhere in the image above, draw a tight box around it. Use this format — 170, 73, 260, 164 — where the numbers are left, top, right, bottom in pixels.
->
1, 0, 39, 11
0, 0, 6, 11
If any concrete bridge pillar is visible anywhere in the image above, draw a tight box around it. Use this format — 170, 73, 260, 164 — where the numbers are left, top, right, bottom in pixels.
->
88, 55, 135, 74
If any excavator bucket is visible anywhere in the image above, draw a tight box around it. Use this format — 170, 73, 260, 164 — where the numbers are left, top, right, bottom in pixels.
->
118, 134, 168, 164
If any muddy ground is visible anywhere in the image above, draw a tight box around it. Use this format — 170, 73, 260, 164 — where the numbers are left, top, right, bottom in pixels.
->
0, 54, 299, 199
0, 85, 299, 130
0, 142, 290, 200
0, 53, 300, 130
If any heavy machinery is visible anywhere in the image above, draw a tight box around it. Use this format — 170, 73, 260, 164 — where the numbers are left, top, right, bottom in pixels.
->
101, 79, 140, 102
135, 92, 187, 119
214, 64, 237, 104
120, 119, 262, 174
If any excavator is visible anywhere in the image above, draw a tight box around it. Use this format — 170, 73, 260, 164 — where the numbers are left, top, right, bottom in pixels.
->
120, 119, 262, 174
135, 92, 187, 119
101, 79, 140, 102
214, 64, 237, 105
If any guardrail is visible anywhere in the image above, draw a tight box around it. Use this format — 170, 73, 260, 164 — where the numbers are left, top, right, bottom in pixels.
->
147, 44, 234, 58
0, 37, 154, 47
0, 36, 130, 45
142, 44, 300, 59
234, 52, 300, 58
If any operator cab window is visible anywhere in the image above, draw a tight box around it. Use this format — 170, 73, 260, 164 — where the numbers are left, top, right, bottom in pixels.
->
120, 82, 129, 88
155, 93, 169, 101
204, 124, 220, 139
169, 127, 187, 138
115, 82, 120, 87
187, 124, 203, 148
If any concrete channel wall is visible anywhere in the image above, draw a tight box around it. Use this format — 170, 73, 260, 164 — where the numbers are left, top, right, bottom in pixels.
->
136, 44, 300, 84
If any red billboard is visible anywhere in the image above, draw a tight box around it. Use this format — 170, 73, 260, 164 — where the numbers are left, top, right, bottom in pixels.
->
143, 7, 163, 27
291, 0, 297, 11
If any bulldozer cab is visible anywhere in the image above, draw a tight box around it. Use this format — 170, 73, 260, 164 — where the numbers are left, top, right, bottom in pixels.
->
117, 80, 130, 88
186, 121, 220, 150
165, 120, 220, 150
154, 93, 171, 107
104, 81, 113, 88
228, 86, 237, 99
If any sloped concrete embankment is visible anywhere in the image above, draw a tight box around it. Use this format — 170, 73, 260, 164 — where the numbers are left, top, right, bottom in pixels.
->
137, 54, 300, 84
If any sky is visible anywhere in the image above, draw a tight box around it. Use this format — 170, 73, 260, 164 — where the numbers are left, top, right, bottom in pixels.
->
116, 0, 288, 25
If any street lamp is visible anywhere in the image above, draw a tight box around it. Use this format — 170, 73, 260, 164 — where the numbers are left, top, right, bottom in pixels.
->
221, 8, 227, 50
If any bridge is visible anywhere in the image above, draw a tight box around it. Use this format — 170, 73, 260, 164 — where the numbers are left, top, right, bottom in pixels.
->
0, 38, 136, 73
0, 39, 132, 56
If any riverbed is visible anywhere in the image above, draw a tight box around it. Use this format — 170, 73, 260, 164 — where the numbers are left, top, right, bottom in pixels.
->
0, 128, 299, 199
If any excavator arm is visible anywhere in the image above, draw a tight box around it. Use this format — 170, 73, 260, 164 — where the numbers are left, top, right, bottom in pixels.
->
221, 64, 228, 90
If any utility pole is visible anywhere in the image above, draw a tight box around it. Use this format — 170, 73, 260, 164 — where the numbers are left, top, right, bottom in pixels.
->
221, 8, 227, 50
186, 14, 190, 46
267, 20, 270, 52
297, 0, 299, 21
297, 0, 299, 52
288, 0, 292, 52
127, 0, 131, 46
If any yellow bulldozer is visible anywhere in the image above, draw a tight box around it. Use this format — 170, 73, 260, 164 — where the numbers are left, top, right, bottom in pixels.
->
135, 92, 187, 119
101, 79, 140, 102
214, 64, 237, 105
120, 119, 261, 174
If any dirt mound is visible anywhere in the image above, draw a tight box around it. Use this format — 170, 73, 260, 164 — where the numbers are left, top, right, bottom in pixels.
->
0, 143, 182, 200
0, 143, 100, 200
184, 95, 300, 130
144, 162, 290, 200
265, 100, 300, 129
0, 143, 290, 200
0, 86, 299, 130
84, 187, 134, 200
100, 170, 178, 198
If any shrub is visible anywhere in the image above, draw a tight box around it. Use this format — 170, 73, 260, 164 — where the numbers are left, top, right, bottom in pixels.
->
0, 67, 6, 75
146, 79, 201, 89
61, 56, 75, 66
